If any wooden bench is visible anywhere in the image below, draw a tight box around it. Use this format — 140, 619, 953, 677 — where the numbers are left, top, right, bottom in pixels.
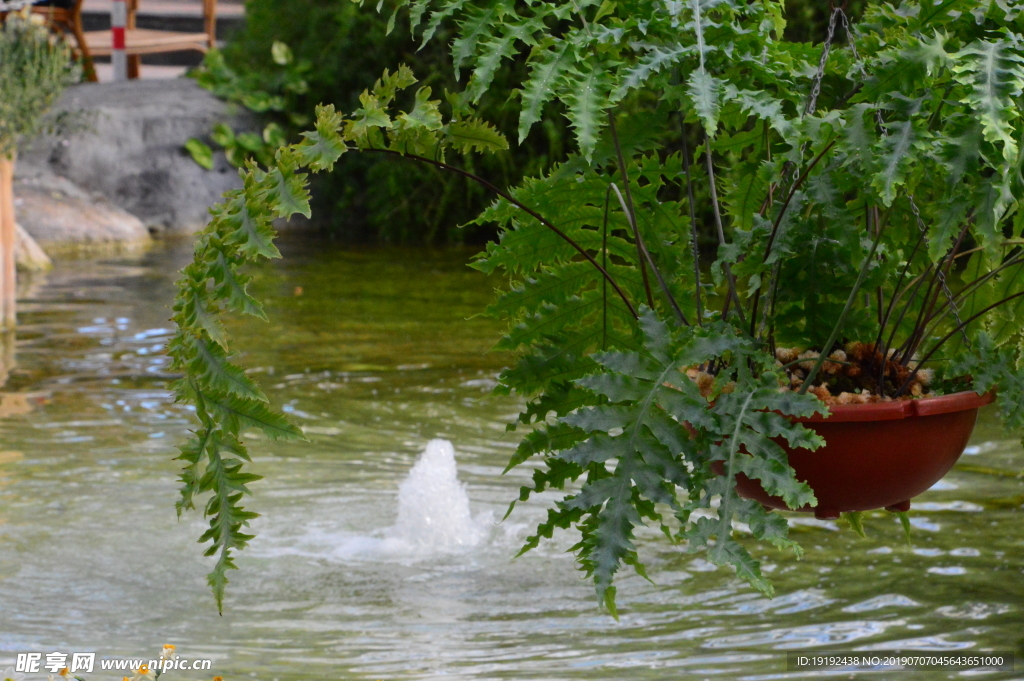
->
26, 0, 217, 81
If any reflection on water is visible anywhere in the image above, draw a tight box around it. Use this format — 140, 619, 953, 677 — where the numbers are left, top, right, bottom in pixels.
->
0, 237, 1021, 680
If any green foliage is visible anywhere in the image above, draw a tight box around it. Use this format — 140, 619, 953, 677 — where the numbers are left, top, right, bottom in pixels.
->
842, 511, 868, 538
174, 0, 1024, 611
172, 89, 512, 609
185, 138, 214, 170
522, 309, 824, 604
189, 0, 566, 244
0, 13, 79, 156
168, 105, 352, 611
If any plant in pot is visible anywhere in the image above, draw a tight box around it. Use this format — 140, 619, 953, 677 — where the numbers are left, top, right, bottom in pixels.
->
169, 0, 1024, 612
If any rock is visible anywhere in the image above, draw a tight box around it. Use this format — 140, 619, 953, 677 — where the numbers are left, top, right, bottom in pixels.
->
17, 78, 254, 234
12, 171, 152, 255
14, 222, 52, 272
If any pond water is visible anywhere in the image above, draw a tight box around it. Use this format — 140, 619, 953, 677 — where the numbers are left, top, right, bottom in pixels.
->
0, 237, 1022, 681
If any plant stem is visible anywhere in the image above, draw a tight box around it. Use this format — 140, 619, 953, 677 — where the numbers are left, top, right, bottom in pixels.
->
896, 221, 971, 365
798, 229, 884, 394
894, 290, 1024, 396
916, 255, 1024, 347
760, 139, 837, 264
610, 183, 689, 325
678, 116, 703, 325
750, 139, 837, 332
602, 185, 610, 350
365, 147, 639, 319
609, 112, 655, 310
874, 220, 928, 352
704, 133, 746, 325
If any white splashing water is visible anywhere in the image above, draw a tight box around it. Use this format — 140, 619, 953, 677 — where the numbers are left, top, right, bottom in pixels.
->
254, 439, 493, 560
387, 439, 489, 551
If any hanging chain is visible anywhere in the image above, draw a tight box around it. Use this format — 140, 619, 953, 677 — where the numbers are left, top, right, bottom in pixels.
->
762, 3, 968, 349
805, 6, 842, 117
758, 5, 842, 338
843, 8, 969, 349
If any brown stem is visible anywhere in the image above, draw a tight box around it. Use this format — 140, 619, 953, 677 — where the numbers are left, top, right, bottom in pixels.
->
679, 116, 703, 326
874, 222, 928, 352
760, 139, 837, 265
897, 221, 971, 365
894, 290, 1024, 396
750, 139, 837, 332
704, 133, 746, 325
609, 112, 654, 310
609, 184, 689, 325
917, 255, 1024, 344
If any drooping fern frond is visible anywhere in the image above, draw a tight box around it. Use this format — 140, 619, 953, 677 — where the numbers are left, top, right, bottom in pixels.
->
171, 73, 630, 610
513, 309, 825, 609
952, 38, 1024, 166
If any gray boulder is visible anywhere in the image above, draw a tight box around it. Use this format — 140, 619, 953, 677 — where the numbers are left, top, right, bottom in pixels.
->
15, 222, 53, 272
13, 171, 152, 255
18, 78, 253, 235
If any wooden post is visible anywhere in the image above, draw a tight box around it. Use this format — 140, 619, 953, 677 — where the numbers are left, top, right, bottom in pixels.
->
111, 0, 128, 81
0, 152, 16, 330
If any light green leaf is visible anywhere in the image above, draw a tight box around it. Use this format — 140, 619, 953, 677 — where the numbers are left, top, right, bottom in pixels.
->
562, 62, 611, 160
518, 41, 572, 142
185, 138, 214, 170
446, 118, 509, 153
271, 40, 293, 66
687, 70, 723, 135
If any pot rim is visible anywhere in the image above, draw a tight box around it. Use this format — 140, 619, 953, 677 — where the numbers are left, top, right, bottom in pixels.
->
797, 390, 995, 423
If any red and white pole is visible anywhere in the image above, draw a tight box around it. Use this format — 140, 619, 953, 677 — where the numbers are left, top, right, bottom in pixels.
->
111, 0, 127, 81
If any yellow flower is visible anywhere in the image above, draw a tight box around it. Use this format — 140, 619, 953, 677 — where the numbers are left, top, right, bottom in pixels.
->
212, 677, 224, 681
159, 645, 176, 662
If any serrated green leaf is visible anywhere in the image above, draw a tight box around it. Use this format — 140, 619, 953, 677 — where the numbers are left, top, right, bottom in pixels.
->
265, 166, 311, 219
202, 389, 307, 441
446, 118, 509, 153
519, 41, 572, 142
687, 70, 723, 135
562, 62, 611, 161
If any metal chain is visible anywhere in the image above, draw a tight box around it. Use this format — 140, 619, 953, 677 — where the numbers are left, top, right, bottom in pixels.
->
839, 9, 970, 348
805, 6, 842, 117
758, 6, 842, 338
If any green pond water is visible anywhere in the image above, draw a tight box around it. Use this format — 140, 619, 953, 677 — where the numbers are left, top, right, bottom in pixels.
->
0, 237, 1022, 680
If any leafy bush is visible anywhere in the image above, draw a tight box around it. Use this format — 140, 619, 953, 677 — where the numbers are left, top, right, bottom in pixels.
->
0, 11, 79, 156
172, 0, 1024, 613
190, 0, 568, 244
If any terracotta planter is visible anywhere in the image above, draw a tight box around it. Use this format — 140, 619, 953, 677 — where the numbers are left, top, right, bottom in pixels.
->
732, 391, 995, 519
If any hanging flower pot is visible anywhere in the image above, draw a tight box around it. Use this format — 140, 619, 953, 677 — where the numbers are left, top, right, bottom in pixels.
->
730, 391, 995, 519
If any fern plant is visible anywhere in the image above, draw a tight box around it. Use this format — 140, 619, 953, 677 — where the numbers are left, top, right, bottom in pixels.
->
172, 0, 1024, 612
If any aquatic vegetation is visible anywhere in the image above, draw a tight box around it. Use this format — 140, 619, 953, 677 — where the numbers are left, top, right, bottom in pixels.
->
171, 0, 1024, 613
